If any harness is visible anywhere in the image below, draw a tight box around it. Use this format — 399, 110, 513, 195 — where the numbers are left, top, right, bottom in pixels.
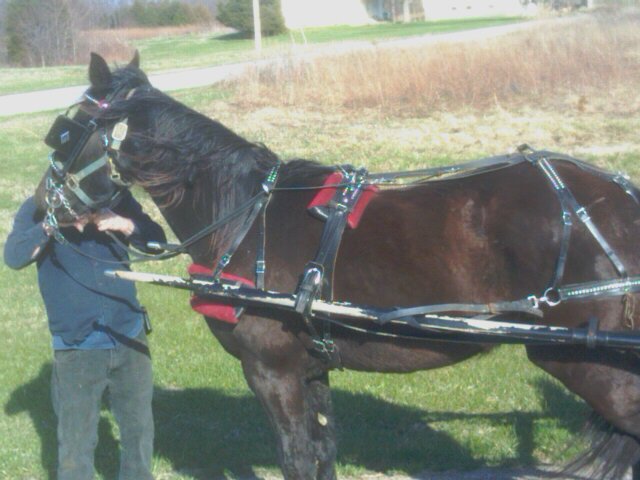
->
519, 145, 639, 306
41, 94, 640, 364
293, 166, 371, 365
191, 145, 640, 367
43, 90, 133, 241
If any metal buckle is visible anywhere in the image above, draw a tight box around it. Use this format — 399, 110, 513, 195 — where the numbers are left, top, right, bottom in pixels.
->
111, 121, 128, 151
576, 207, 590, 223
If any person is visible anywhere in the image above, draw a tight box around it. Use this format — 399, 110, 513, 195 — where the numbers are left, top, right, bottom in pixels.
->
4, 190, 166, 480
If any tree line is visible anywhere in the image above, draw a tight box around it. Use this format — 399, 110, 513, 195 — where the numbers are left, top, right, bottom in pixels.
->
0, 0, 217, 67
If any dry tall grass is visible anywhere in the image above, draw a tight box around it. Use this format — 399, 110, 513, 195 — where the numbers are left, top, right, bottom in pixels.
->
233, 10, 640, 115
76, 23, 227, 64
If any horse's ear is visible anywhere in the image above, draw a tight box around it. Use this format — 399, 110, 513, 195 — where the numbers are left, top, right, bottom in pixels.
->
129, 50, 141, 69
89, 52, 112, 87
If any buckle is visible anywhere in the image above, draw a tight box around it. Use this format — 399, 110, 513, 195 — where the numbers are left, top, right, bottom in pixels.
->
111, 121, 128, 151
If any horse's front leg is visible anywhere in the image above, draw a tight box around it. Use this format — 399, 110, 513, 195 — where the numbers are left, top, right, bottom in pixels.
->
306, 370, 337, 480
241, 355, 322, 479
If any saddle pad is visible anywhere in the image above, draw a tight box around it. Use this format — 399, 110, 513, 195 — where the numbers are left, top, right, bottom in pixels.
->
307, 172, 379, 229
188, 264, 254, 324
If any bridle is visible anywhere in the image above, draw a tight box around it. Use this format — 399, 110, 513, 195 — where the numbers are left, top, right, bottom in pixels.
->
43, 89, 134, 239
41, 87, 284, 266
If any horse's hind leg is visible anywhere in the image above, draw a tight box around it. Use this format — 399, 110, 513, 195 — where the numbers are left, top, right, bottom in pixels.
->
242, 357, 322, 479
306, 371, 337, 480
527, 345, 640, 478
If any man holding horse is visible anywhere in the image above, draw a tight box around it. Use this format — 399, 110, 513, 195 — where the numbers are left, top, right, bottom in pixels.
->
4, 191, 165, 480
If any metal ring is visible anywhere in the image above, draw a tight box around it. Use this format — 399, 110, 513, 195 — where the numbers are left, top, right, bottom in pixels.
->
45, 189, 63, 209
542, 287, 562, 307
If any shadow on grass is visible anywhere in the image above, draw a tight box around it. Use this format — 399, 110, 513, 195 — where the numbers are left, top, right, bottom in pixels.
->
3, 363, 120, 480
5, 363, 586, 479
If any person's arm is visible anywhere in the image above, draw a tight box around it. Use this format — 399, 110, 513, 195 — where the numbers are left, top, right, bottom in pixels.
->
3, 197, 51, 270
100, 192, 166, 252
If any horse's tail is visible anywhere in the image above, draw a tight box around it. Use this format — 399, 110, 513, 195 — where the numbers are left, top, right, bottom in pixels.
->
561, 412, 640, 479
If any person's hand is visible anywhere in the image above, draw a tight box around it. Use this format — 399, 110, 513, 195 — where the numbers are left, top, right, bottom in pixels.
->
93, 209, 135, 237
56, 214, 92, 233
73, 215, 92, 233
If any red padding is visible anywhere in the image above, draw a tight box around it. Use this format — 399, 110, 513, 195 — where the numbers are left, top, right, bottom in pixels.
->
307, 172, 378, 229
188, 264, 254, 324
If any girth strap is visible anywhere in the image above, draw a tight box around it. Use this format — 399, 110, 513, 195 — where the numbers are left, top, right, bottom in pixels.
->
294, 166, 369, 367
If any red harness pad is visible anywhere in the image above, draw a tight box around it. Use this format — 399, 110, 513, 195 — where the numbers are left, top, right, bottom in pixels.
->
188, 264, 254, 324
307, 172, 378, 229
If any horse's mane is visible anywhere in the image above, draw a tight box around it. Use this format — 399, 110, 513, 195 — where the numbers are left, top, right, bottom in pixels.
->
100, 65, 333, 256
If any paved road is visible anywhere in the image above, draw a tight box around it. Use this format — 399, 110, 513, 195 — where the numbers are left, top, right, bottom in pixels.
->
0, 17, 573, 117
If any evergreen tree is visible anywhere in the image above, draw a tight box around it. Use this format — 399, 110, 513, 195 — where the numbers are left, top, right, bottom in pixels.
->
217, 0, 286, 36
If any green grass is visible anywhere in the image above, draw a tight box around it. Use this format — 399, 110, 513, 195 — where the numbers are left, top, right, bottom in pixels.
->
0, 16, 524, 96
3, 76, 639, 478
0, 66, 87, 97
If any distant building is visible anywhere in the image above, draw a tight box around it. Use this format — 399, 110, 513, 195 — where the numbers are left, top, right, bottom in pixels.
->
280, 0, 373, 28
280, 0, 541, 29
420, 1, 537, 20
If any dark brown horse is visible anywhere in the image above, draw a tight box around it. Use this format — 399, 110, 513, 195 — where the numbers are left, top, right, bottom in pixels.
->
38, 53, 640, 479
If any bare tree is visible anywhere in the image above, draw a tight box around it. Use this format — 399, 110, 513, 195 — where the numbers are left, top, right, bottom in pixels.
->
6, 0, 93, 66
0, 0, 8, 64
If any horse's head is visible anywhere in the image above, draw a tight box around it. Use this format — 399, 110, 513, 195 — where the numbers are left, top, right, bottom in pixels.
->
35, 52, 150, 226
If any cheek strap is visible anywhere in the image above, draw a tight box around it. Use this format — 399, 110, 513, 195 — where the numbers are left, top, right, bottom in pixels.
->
64, 154, 110, 209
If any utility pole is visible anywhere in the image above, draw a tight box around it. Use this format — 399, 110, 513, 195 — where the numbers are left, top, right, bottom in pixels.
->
253, 0, 262, 52
402, 0, 411, 22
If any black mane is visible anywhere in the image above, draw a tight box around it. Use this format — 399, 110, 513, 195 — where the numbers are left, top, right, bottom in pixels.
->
99, 65, 333, 257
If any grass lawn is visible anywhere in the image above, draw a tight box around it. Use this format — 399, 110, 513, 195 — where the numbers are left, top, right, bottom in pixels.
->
0, 16, 524, 96
1, 72, 638, 477
135, 16, 524, 70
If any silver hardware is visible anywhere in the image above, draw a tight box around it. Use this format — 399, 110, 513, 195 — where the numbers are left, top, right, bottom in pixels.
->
84, 93, 100, 106
576, 207, 590, 223
541, 287, 562, 307
111, 121, 128, 151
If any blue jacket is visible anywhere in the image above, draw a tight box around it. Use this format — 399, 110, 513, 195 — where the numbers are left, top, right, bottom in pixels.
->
4, 193, 166, 349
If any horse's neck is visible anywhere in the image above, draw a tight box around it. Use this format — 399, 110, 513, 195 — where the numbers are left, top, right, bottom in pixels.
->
152, 161, 265, 265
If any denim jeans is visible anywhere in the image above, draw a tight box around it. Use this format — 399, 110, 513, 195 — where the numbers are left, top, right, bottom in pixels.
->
51, 330, 154, 480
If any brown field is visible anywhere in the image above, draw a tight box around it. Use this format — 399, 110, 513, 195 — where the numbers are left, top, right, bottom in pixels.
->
232, 9, 640, 116
76, 23, 228, 64
203, 8, 639, 181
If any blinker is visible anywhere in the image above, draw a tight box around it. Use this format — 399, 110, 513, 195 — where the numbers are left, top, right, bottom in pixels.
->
44, 114, 96, 174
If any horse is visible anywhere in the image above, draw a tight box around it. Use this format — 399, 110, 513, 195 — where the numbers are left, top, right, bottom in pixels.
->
35, 52, 640, 479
